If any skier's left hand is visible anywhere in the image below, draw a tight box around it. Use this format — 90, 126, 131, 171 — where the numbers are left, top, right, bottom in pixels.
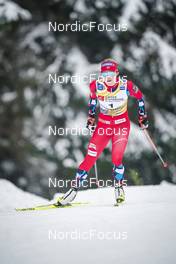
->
138, 115, 149, 129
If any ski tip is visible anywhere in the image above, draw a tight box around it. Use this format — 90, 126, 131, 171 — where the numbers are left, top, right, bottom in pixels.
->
15, 207, 35, 211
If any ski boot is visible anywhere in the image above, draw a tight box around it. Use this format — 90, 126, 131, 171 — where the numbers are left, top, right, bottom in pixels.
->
114, 184, 125, 205
56, 169, 88, 206
112, 164, 125, 205
56, 187, 78, 206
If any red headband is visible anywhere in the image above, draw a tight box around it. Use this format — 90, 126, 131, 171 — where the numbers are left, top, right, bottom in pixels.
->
101, 59, 118, 72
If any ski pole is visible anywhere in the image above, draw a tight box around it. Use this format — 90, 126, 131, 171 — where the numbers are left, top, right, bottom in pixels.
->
94, 160, 99, 186
143, 128, 168, 168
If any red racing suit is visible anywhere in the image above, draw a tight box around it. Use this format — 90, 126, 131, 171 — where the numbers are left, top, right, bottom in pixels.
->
78, 76, 145, 172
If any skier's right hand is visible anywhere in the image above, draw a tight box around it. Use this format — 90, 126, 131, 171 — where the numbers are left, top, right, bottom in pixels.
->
138, 115, 149, 129
86, 115, 96, 131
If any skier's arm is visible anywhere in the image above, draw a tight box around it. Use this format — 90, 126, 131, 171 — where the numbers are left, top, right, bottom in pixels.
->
87, 80, 97, 130
127, 81, 149, 129
88, 80, 97, 117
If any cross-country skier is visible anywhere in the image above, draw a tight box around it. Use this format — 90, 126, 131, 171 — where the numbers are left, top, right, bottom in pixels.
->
57, 58, 148, 206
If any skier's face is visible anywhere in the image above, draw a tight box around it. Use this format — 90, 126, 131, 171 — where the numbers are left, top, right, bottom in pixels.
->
101, 71, 118, 85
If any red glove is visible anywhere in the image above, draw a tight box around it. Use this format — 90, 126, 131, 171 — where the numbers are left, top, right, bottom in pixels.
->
138, 115, 149, 129
86, 115, 96, 131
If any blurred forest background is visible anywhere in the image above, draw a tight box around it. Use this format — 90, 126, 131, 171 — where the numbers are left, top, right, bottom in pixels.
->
0, 0, 176, 198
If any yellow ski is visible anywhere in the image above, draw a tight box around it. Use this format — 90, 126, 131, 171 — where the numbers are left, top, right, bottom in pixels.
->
15, 202, 89, 211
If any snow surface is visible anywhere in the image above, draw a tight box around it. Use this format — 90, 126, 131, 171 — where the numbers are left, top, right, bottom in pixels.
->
0, 179, 176, 264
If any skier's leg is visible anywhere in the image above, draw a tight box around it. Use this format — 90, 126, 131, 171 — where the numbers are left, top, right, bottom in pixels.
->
112, 120, 130, 173
78, 123, 111, 172
57, 123, 111, 205
112, 121, 130, 203
113, 165, 126, 203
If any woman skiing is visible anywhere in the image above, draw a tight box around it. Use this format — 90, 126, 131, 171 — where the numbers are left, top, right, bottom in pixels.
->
57, 58, 148, 205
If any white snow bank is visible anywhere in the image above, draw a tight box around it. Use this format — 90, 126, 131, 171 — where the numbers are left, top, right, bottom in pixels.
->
0, 180, 176, 264
54, 181, 176, 206
1, 178, 175, 212
0, 179, 47, 211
